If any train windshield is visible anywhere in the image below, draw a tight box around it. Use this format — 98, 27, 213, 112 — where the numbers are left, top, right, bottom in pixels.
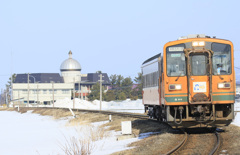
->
212, 43, 231, 75
166, 44, 186, 77
191, 55, 207, 76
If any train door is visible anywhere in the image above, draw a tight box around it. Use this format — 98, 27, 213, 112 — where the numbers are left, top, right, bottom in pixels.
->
186, 50, 213, 104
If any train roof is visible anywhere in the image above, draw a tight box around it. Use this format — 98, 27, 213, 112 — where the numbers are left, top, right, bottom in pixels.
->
142, 53, 161, 65
177, 34, 231, 42
178, 34, 210, 40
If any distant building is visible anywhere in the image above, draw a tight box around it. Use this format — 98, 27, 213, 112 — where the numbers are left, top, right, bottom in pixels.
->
12, 51, 110, 105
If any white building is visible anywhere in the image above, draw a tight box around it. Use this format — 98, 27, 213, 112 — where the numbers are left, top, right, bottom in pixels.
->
13, 81, 73, 105
12, 51, 110, 105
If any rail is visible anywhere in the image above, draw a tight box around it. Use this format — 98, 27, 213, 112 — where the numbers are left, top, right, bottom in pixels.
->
164, 129, 188, 155
209, 132, 220, 155
164, 130, 220, 155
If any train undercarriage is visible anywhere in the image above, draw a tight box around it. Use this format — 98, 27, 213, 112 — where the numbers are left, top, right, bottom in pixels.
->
145, 103, 234, 128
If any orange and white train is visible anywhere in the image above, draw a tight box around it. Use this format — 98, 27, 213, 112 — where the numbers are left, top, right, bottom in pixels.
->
142, 34, 236, 128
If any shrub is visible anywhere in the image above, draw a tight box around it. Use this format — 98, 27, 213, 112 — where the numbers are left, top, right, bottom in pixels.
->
118, 92, 126, 100
105, 90, 115, 101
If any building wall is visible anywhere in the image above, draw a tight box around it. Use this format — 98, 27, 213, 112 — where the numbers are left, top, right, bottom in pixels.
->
12, 83, 74, 105
61, 71, 81, 83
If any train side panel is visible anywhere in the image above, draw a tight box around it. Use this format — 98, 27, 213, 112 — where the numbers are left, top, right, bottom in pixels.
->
142, 54, 161, 107
143, 87, 159, 105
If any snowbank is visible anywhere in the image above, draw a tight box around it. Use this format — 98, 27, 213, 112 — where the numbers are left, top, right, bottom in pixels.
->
233, 100, 240, 127
39, 98, 145, 113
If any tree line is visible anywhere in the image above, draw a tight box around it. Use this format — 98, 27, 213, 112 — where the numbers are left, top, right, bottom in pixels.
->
87, 73, 142, 101
0, 74, 16, 105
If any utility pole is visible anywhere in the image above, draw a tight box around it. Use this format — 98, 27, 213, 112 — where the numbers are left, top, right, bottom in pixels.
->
0, 89, 3, 105
27, 73, 29, 107
18, 90, 20, 105
99, 74, 104, 111
81, 88, 83, 101
11, 51, 13, 107
11, 74, 13, 107
6, 91, 8, 107
37, 83, 39, 105
73, 77, 75, 109
52, 81, 54, 107
78, 75, 81, 100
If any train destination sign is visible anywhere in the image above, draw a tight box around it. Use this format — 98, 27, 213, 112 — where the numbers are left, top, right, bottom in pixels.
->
168, 47, 184, 52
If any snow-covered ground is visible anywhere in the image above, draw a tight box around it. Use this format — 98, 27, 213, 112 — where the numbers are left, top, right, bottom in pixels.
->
0, 110, 153, 155
233, 99, 240, 127
0, 99, 149, 155
38, 98, 145, 114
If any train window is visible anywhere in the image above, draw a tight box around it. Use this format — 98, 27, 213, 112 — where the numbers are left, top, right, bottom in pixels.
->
166, 44, 186, 77
212, 43, 231, 75
142, 58, 160, 88
191, 55, 207, 76
142, 71, 159, 88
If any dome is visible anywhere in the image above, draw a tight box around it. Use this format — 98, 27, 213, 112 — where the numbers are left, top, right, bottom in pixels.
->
60, 51, 81, 71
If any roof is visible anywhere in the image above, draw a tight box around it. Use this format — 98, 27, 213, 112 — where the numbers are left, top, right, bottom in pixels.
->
142, 53, 161, 65
14, 73, 111, 85
14, 73, 64, 83
81, 73, 110, 85
60, 51, 81, 71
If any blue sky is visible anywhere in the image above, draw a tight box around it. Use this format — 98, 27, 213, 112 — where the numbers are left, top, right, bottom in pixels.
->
1, 0, 240, 90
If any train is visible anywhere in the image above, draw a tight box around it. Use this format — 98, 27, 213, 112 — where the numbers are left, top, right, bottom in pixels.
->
142, 34, 236, 128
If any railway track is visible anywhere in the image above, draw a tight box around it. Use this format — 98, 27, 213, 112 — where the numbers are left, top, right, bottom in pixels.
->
164, 129, 188, 155
165, 129, 221, 155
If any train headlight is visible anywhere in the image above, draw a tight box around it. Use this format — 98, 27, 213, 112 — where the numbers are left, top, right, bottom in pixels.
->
218, 83, 231, 88
192, 41, 205, 47
169, 84, 182, 90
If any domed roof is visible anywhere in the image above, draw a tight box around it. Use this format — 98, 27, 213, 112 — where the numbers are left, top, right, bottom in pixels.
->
60, 51, 81, 71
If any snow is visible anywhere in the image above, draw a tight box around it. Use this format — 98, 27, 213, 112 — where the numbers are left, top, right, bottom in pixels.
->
233, 99, 240, 127
0, 111, 73, 154
38, 98, 145, 114
0, 99, 150, 155
0, 111, 151, 155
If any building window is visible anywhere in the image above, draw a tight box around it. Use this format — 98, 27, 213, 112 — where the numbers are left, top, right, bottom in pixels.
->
49, 90, 57, 94
32, 90, 38, 94
43, 90, 47, 94
22, 90, 27, 94
62, 89, 69, 94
